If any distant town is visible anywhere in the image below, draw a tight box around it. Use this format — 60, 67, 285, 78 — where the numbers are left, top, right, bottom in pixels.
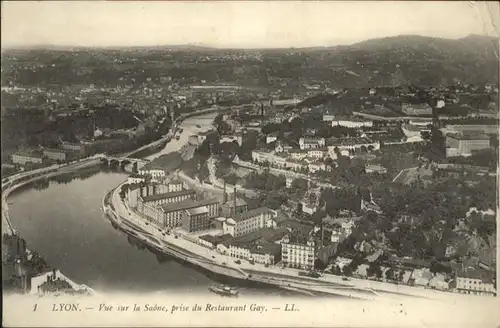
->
2, 34, 498, 298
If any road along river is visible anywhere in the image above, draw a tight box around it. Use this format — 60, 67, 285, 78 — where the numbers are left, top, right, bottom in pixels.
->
6, 112, 301, 297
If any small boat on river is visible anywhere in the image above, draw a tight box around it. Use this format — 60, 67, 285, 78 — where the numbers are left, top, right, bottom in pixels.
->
208, 285, 239, 297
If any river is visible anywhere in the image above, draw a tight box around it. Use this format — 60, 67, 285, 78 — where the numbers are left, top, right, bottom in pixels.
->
7, 113, 299, 297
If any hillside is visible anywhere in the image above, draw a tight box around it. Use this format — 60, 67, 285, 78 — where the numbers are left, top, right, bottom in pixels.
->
2, 35, 498, 88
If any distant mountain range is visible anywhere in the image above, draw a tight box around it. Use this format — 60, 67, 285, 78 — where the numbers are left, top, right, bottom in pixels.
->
2, 34, 499, 88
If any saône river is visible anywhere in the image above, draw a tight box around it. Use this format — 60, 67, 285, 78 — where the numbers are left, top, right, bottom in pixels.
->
8, 113, 296, 297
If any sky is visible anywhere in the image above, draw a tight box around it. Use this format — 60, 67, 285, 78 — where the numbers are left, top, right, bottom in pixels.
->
1, 1, 499, 49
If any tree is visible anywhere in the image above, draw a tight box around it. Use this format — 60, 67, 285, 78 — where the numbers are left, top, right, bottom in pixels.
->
295, 202, 303, 215
385, 267, 396, 281
291, 178, 309, 198
367, 262, 382, 278
342, 265, 353, 277
314, 259, 327, 271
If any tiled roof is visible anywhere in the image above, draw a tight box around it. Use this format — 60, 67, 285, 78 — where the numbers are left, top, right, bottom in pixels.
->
160, 198, 219, 213
186, 206, 209, 216
141, 189, 195, 202
233, 207, 275, 222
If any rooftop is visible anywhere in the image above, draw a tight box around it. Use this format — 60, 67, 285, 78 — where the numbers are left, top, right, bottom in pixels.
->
160, 198, 219, 213
141, 189, 195, 202
233, 207, 275, 222
186, 206, 209, 216
446, 132, 491, 141
199, 233, 233, 245
223, 227, 288, 249
12, 150, 43, 158
327, 136, 375, 147
456, 267, 495, 283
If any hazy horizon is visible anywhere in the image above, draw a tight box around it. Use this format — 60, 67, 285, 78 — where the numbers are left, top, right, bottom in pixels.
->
2, 1, 499, 49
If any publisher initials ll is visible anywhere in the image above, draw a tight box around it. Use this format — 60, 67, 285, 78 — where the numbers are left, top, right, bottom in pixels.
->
284, 304, 296, 312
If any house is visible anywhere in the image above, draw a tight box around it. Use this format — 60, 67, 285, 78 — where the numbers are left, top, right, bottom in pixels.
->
182, 207, 211, 233
222, 207, 276, 237
138, 168, 166, 181
300, 202, 317, 215
453, 268, 496, 296
281, 233, 315, 270
251, 150, 272, 163
127, 174, 145, 185
365, 165, 387, 174
326, 136, 380, 154
307, 148, 329, 159
266, 132, 279, 144
61, 141, 86, 157
401, 103, 433, 116
164, 179, 184, 193
11, 151, 43, 166
332, 119, 373, 128
42, 148, 73, 162
152, 198, 220, 228
445, 132, 491, 157
138, 189, 196, 209
275, 140, 293, 153
220, 133, 244, 146
299, 137, 326, 150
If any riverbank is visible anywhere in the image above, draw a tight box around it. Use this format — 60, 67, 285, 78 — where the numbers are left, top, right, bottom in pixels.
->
1, 105, 235, 297
105, 185, 486, 302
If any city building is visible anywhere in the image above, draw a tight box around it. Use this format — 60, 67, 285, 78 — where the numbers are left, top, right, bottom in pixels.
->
326, 136, 380, 154
220, 134, 244, 146
127, 174, 145, 185
365, 165, 387, 174
266, 132, 279, 144
401, 103, 433, 116
275, 140, 293, 153
222, 207, 276, 237
182, 207, 211, 233
281, 233, 315, 270
159, 198, 220, 228
138, 168, 167, 180
61, 141, 86, 157
445, 132, 491, 157
138, 189, 196, 208
160, 179, 185, 193
307, 148, 329, 159
299, 137, 326, 150
453, 268, 496, 296
332, 119, 373, 128
221, 197, 248, 218
42, 148, 71, 162
11, 151, 43, 166
216, 228, 287, 265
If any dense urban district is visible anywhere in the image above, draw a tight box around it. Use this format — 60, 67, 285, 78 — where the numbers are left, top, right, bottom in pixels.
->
2, 34, 498, 297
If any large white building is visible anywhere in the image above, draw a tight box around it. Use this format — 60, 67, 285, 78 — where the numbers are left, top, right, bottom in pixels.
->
454, 269, 496, 296
11, 151, 43, 166
299, 137, 326, 150
138, 189, 196, 208
220, 134, 244, 146
281, 233, 315, 270
445, 132, 491, 157
222, 207, 276, 237
138, 168, 166, 181
332, 119, 373, 128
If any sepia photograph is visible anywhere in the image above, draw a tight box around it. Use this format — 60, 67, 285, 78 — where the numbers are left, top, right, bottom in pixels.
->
1, 1, 499, 327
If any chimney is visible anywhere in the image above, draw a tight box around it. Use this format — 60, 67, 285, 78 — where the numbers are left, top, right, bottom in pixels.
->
233, 186, 237, 216
53, 269, 56, 279
223, 181, 227, 204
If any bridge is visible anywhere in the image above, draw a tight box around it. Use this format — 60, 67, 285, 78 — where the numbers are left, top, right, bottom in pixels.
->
96, 155, 150, 167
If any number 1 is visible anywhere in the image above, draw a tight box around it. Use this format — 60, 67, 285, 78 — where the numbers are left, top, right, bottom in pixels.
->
33, 304, 38, 312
